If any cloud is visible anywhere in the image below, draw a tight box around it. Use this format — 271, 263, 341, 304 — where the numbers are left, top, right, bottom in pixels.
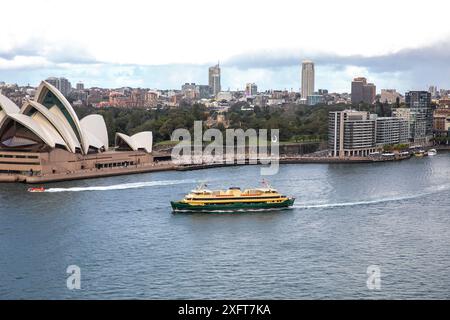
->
221, 39, 450, 91
1, 37, 449, 92
224, 39, 450, 73
0, 38, 98, 69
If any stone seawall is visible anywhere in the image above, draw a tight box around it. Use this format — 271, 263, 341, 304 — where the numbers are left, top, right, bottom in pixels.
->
0, 163, 175, 184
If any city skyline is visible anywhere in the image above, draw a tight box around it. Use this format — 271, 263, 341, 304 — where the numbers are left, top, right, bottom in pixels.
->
0, 0, 449, 92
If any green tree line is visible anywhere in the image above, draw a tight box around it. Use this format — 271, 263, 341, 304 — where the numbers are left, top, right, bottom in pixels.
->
74, 102, 371, 146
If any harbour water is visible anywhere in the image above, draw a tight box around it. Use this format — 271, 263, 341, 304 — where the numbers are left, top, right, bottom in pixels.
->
0, 153, 449, 299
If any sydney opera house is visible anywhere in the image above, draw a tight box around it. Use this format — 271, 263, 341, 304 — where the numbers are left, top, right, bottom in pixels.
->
0, 81, 161, 183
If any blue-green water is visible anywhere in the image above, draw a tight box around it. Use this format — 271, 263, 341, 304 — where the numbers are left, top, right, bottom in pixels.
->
1, 153, 449, 299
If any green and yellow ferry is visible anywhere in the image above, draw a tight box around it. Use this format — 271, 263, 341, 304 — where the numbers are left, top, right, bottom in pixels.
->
170, 182, 295, 212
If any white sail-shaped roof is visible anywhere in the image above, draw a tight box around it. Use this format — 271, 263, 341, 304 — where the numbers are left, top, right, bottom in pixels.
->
115, 132, 136, 150
115, 131, 152, 153
30, 112, 67, 147
34, 81, 88, 154
0, 94, 21, 127
1, 83, 152, 155
48, 105, 82, 151
21, 101, 79, 153
80, 114, 109, 153
4, 113, 57, 148
131, 131, 153, 153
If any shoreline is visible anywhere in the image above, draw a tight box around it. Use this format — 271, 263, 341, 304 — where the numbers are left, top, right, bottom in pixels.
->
0, 151, 431, 184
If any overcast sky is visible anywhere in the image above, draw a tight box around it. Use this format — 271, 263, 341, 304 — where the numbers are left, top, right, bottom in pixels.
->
1, 0, 449, 93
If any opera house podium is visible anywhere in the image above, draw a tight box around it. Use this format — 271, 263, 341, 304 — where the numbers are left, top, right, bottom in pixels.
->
0, 81, 164, 183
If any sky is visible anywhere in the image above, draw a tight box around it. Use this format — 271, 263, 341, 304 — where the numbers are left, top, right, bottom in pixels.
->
0, 0, 450, 93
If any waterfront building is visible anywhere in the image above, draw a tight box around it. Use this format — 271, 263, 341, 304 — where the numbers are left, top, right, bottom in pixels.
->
328, 110, 376, 158
351, 77, 376, 105
374, 116, 409, 146
392, 91, 433, 145
301, 60, 314, 100
208, 64, 221, 97
0, 81, 154, 183
405, 91, 433, 144
245, 83, 257, 97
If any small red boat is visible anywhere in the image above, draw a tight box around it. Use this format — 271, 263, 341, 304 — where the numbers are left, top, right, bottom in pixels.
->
27, 186, 45, 193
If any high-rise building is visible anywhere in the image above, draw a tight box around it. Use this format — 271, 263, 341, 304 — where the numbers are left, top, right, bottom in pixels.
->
328, 110, 376, 157
196, 85, 211, 99
393, 91, 433, 145
208, 64, 221, 97
45, 77, 72, 97
328, 110, 410, 157
351, 77, 376, 105
181, 83, 198, 100
76, 82, 84, 91
245, 83, 257, 96
428, 85, 438, 98
406, 91, 433, 144
301, 60, 314, 100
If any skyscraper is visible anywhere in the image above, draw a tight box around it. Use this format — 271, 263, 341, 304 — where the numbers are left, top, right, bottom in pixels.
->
406, 91, 433, 144
351, 77, 376, 104
245, 83, 257, 96
45, 77, 72, 97
208, 64, 221, 97
301, 60, 314, 100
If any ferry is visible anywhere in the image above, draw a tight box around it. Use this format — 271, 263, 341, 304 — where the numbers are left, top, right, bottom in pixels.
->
171, 181, 295, 212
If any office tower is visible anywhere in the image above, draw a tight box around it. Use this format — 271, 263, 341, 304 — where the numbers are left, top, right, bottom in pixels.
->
301, 60, 314, 100
196, 85, 211, 99
404, 91, 433, 144
76, 82, 85, 91
351, 77, 376, 104
208, 64, 221, 97
245, 83, 257, 96
428, 85, 438, 98
45, 77, 72, 97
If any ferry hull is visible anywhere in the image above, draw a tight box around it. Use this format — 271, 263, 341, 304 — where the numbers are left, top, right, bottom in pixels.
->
171, 198, 295, 212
